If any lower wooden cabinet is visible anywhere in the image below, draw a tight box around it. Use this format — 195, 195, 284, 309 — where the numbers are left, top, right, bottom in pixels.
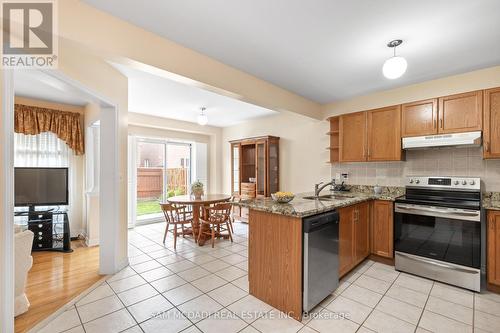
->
371, 200, 394, 258
339, 202, 370, 276
488, 210, 500, 287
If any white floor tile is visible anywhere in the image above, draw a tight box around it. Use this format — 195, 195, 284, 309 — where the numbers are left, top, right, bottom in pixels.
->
364, 265, 399, 282
376, 295, 423, 325
162, 283, 203, 305
385, 284, 428, 308
177, 294, 223, 323
364, 309, 416, 333
419, 310, 472, 333
140, 308, 191, 333
76, 295, 124, 323
394, 273, 433, 294
150, 274, 187, 293
207, 283, 248, 307
83, 308, 136, 333
214, 265, 247, 281
117, 283, 159, 306
354, 274, 391, 294
107, 266, 137, 282
76, 284, 115, 307
192, 274, 228, 293
307, 309, 359, 333
197, 309, 248, 333
430, 282, 474, 308
227, 294, 274, 323
219, 253, 247, 265
231, 275, 249, 292
201, 259, 231, 273
177, 266, 211, 282
425, 296, 472, 325
475, 293, 500, 317
341, 284, 383, 308
37, 308, 82, 333
474, 309, 500, 333
140, 266, 174, 282
166, 259, 198, 273
325, 295, 371, 324
108, 274, 147, 293
127, 294, 173, 323
252, 309, 304, 333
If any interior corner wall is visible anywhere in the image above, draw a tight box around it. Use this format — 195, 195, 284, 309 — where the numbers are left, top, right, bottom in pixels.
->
221, 112, 330, 194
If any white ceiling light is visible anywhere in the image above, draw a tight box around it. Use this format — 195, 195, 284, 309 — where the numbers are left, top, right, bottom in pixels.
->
382, 39, 407, 79
197, 107, 208, 125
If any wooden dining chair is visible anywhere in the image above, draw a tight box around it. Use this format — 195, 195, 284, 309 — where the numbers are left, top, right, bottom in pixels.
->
198, 203, 233, 248
227, 196, 241, 234
160, 203, 193, 250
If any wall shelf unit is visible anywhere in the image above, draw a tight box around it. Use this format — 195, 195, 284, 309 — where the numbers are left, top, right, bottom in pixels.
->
328, 116, 340, 163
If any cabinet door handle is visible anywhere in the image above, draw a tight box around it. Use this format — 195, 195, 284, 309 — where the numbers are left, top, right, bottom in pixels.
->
485, 141, 490, 153
433, 119, 437, 129
440, 118, 444, 129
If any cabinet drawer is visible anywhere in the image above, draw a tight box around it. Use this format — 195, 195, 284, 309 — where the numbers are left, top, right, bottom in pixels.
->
241, 182, 256, 190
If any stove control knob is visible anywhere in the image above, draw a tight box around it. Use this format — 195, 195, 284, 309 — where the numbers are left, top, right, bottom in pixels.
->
462, 180, 467, 185
469, 180, 475, 185
415, 179, 420, 184
454, 180, 459, 185
409, 179, 414, 184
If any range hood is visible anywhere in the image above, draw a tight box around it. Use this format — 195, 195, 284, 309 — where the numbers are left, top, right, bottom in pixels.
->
402, 131, 482, 150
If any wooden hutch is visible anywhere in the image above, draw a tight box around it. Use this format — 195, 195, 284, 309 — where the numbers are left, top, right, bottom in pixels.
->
230, 135, 280, 222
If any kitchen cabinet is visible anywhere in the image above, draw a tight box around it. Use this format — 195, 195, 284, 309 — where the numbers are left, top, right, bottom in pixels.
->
339, 112, 367, 162
367, 105, 402, 161
401, 98, 438, 137
339, 202, 370, 277
438, 90, 483, 134
371, 200, 394, 258
488, 210, 500, 288
484, 87, 500, 159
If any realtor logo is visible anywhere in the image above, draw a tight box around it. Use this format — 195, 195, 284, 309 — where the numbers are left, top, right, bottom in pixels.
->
1, 0, 58, 68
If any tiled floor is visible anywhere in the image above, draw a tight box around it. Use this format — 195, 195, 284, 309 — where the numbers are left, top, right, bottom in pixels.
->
38, 222, 500, 333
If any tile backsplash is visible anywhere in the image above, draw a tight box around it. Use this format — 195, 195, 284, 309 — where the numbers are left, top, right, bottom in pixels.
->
331, 147, 500, 191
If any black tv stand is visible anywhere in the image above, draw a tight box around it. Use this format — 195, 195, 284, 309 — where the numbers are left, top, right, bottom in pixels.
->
16, 207, 73, 253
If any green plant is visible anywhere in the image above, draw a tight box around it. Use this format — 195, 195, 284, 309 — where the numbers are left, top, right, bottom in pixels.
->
191, 180, 204, 192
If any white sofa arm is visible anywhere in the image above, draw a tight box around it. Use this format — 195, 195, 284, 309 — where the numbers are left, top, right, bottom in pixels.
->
14, 230, 34, 317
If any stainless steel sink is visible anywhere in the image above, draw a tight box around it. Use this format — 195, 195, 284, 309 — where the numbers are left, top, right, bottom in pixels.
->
302, 194, 354, 201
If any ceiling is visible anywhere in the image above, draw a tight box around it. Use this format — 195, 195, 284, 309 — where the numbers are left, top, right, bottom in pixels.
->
111, 63, 278, 127
83, 0, 500, 103
14, 70, 95, 106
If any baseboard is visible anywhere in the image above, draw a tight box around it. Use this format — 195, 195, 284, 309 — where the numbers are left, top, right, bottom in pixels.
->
369, 254, 395, 266
487, 282, 500, 294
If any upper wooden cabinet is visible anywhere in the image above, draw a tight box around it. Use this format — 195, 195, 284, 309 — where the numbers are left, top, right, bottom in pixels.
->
484, 88, 500, 159
438, 90, 483, 134
487, 210, 500, 288
401, 99, 438, 137
339, 112, 367, 162
367, 105, 402, 161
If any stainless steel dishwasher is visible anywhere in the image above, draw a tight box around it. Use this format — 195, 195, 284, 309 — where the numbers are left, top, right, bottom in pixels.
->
303, 210, 339, 313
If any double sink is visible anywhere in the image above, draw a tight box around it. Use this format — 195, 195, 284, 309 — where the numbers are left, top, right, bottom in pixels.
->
302, 194, 355, 201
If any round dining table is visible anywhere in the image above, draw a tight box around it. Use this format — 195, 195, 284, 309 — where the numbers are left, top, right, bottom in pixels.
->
167, 194, 232, 246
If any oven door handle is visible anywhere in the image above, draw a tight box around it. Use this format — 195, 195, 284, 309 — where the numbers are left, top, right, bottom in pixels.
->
397, 253, 480, 275
395, 204, 481, 221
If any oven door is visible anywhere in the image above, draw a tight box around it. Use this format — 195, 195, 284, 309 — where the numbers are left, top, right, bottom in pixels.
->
394, 203, 481, 269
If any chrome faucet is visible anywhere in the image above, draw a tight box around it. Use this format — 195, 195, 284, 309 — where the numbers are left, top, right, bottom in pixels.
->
314, 179, 336, 197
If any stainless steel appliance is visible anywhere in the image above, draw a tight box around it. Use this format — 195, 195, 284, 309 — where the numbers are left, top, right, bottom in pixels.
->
394, 176, 483, 291
303, 210, 339, 313
402, 131, 482, 150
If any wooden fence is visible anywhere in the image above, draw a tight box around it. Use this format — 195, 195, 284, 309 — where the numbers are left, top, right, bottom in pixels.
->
137, 167, 187, 199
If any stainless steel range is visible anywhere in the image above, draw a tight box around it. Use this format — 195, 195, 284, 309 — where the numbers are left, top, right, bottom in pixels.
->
394, 176, 483, 291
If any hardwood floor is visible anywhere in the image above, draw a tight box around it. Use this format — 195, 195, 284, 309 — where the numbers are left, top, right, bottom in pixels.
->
15, 241, 102, 333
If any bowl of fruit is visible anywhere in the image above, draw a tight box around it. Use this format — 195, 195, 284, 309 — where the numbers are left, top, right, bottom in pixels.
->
271, 192, 295, 203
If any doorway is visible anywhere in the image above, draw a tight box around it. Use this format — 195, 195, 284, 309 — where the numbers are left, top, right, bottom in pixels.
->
135, 138, 192, 224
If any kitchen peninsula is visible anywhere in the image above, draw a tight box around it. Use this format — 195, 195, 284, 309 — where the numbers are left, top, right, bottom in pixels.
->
237, 188, 403, 320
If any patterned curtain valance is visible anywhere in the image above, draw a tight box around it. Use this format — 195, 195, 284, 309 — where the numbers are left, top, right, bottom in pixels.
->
14, 104, 85, 155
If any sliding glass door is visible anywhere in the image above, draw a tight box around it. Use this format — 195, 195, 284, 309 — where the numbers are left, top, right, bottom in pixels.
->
136, 139, 192, 223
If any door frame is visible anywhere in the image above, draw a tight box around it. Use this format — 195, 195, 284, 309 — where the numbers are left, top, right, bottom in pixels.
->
0, 69, 123, 331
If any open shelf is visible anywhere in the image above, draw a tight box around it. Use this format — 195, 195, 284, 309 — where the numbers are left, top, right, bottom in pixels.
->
327, 117, 340, 163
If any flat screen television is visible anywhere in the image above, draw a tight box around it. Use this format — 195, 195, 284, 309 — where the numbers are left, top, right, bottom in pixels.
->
15, 167, 69, 208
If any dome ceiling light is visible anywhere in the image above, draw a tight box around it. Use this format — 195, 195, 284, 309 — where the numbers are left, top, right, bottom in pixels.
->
382, 39, 408, 79
197, 107, 208, 126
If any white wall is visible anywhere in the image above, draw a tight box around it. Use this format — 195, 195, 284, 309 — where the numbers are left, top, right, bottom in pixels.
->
222, 112, 330, 194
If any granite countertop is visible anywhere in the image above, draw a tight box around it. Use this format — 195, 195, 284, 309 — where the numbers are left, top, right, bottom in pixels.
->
235, 187, 404, 218
483, 192, 500, 211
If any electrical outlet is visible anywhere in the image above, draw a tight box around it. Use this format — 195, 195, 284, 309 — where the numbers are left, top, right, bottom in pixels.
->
341, 173, 349, 181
